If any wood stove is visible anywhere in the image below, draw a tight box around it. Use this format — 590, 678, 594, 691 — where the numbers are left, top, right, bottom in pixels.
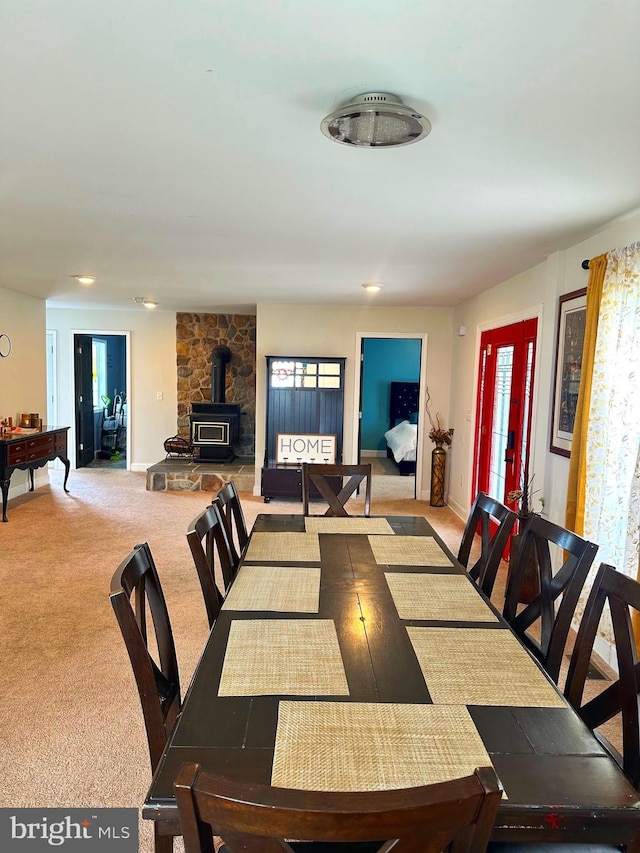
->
190, 346, 241, 463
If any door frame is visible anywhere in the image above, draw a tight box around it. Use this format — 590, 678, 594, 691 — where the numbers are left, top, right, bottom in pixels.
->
68, 329, 131, 469
467, 306, 544, 511
352, 332, 428, 500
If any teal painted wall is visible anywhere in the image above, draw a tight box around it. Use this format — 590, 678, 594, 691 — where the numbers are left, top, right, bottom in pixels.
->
361, 338, 421, 452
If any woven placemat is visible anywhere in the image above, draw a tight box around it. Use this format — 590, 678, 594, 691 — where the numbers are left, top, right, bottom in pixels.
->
222, 566, 321, 613
218, 620, 349, 697
384, 573, 499, 622
272, 701, 492, 791
407, 627, 565, 707
368, 535, 453, 567
244, 532, 321, 563
305, 517, 394, 535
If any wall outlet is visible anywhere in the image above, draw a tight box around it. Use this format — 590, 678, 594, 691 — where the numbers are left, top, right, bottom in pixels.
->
156, 391, 163, 400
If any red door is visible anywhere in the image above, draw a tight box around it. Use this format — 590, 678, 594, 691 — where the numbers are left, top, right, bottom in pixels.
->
472, 319, 537, 521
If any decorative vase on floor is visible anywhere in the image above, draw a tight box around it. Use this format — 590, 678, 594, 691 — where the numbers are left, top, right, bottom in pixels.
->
507, 524, 541, 603
430, 440, 447, 507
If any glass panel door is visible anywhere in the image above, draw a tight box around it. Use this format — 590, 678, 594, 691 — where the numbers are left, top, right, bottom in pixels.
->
473, 319, 538, 523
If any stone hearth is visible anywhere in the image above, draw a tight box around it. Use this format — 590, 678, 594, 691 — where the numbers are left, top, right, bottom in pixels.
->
146, 456, 255, 494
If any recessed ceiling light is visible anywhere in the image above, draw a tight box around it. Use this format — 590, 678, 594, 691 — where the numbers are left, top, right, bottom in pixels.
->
133, 296, 158, 309
73, 275, 96, 286
362, 283, 382, 293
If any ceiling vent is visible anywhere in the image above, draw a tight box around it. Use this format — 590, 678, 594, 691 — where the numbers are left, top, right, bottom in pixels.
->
321, 92, 431, 148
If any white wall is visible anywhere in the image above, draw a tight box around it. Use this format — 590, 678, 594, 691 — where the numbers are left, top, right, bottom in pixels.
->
449, 210, 640, 523
0, 287, 48, 497
46, 307, 179, 470
255, 303, 454, 498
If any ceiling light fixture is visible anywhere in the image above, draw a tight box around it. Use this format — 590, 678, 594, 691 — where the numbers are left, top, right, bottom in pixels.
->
73, 275, 96, 285
133, 297, 158, 309
362, 283, 382, 293
321, 92, 431, 148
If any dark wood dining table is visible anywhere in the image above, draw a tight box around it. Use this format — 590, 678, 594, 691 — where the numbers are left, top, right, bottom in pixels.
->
143, 513, 640, 849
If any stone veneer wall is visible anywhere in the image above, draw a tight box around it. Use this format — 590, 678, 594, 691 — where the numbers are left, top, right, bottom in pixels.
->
176, 313, 256, 456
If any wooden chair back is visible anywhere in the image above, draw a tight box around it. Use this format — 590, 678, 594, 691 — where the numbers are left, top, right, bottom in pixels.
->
186, 503, 235, 628
503, 514, 598, 685
109, 541, 181, 774
174, 762, 502, 853
458, 492, 517, 598
302, 462, 372, 517
213, 481, 249, 568
565, 563, 640, 788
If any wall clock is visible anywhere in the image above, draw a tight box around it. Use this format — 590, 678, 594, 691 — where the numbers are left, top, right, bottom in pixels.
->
0, 334, 11, 358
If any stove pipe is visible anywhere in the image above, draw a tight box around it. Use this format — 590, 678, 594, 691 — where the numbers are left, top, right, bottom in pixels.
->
211, 345, 232, 403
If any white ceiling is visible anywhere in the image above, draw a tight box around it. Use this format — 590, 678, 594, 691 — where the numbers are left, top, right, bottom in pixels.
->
1, 0, 639, 314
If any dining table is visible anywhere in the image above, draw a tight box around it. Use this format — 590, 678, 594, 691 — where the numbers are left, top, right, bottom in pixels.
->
143, 513, 640, 849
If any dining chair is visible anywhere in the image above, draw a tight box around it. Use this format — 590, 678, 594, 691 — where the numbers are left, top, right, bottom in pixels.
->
186, 503, 235, 628
109, 541, 180, 853
302, 462, 372, 517
502, 514, 598, 686
174, 761, 502, 853
213, 481, 249, 568
565, 562, 640, 789
458, 492, 518, 598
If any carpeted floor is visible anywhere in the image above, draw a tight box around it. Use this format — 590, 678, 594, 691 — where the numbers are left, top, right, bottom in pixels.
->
0, 467, 620, 852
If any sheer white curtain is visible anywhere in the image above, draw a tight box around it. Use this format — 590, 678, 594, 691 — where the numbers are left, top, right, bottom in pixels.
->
583, 241, 640, 598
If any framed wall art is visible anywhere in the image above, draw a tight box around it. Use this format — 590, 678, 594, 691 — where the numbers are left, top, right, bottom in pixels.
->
550, 287, 587, 457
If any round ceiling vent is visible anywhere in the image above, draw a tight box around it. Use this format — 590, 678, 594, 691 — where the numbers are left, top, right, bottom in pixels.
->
321, 92, 431, 148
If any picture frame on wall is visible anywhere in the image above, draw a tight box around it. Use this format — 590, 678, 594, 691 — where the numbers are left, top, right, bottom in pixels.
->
550, 287, 587, 457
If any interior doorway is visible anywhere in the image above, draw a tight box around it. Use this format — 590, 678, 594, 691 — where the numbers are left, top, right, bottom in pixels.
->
354, 334, 427, 501
73, 332, 129, 469
472, 318, 538, 524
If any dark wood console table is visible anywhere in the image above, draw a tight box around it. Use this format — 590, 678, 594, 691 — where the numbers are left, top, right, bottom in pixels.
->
0, 426, 70, 522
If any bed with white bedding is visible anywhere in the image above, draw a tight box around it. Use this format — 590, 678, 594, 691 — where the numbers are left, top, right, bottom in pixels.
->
385, 381, 419, 475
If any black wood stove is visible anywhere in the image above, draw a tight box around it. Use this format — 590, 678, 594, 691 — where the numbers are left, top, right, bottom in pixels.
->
190, 346, 240, 463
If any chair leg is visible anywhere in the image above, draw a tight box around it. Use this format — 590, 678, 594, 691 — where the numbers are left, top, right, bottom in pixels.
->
154, 824, 173, 853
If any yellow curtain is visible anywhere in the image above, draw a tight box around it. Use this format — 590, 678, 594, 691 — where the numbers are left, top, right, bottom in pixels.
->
564, 254, 607, 535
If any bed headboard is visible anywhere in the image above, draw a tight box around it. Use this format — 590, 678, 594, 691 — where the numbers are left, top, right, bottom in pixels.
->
389, 381, 419, 428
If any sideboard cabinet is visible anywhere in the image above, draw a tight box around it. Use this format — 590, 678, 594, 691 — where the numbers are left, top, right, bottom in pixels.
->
0, 426, 70, 521
261, 357, 345, 501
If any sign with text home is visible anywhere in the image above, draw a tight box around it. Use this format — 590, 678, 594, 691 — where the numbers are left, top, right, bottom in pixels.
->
276, 433, 337, 465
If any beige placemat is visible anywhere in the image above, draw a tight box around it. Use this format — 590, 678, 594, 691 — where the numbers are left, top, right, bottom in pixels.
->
305, 517, 395, 535
222, 566, 321, 613
368, 535, 453, 567
218, 620, 349, 696
272, 701, 492, 791
385, 573, 499, 622
244, 532, 321, 563
407, 627, 565, 707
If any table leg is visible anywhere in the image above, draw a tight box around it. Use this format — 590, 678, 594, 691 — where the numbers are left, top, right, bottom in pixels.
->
59, 455, 71, 493
1, 478, 9, 522
29, 468, 35, 491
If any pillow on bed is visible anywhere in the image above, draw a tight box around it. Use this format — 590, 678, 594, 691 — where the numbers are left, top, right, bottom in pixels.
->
384, 420, 417, 463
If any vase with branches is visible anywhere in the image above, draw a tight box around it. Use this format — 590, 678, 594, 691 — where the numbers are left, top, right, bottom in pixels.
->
425, 388, 454, 447
507, 471, 544, 533
425, 388, 453, 507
